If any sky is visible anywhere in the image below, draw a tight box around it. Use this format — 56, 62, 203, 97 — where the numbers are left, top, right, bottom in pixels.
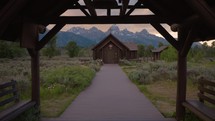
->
47, 0, 214, 45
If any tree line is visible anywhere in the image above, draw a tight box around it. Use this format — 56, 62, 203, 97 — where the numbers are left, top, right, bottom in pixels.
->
137, 41, 215, 62
41, 36, 92, 58
0, 36, 92, 59
1, 36, 214, 61
160, 42, 215, 62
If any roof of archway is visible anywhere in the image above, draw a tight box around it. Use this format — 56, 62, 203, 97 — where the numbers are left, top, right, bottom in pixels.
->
0, 0, 215, 42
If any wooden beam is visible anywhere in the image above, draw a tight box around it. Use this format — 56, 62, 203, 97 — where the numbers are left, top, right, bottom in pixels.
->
69, 5, 146, 9
42, 0, 70, 17
150, 23, 179, 50
185, 0, 215, 31
176, 54, 187, 121
75, 2, 91, 17
120, 0, 129, 16
20, 18, 39, 49
176, 27, 188, 121
27, 48, 40, 106
142, 0, 174, 16
107, 9, 111, 16
37, 24, 65, 50
143, 0, 176, 25
180, 28, 194, 57
126, 1, 142, 16
40, 15, 181, 24
0, 0, 28, 35
83, 0, 97, 16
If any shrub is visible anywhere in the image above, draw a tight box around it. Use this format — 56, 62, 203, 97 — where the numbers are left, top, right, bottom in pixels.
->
16, 80, 31, 99
126, 60, 215, 85
160, 46, 177, 62
41, 36, 60, 58
128, 70, 142, 83
40, 66, 95, 99
119, 59, 132, 66
65, 41, 80, 58
0, 40, 26, 58
13, 107, 40, 121
185, 111, 201, 121
88, 62, 101, 72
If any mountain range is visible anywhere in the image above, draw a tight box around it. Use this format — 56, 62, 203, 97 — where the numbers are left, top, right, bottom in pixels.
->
54, 25, 169, 47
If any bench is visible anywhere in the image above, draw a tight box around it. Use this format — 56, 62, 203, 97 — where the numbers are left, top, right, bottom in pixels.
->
0, 80, 35, 121
183, 78, 215, 121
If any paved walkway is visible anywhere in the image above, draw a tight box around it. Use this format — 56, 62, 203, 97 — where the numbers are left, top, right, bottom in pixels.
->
42, 64, 175, 121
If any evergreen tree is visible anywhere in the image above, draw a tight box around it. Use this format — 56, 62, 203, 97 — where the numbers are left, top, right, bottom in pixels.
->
158, 42, 164, 47
160, 46, 177, 62
137, 44, 145, 57
66, 41, 80, 57
41, 36, 60, 58
145, 45, 154, 57
0, 40, 26, 58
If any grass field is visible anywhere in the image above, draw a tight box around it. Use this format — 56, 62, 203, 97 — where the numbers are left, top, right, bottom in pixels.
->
121, 59, 215, 120
1, 56, 214, 120
0, 55, 101, 118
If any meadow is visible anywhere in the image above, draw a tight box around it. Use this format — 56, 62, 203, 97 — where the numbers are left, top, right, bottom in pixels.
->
0, 55, 101, 118
1, 54, 215, 121
120, 58, 215, 120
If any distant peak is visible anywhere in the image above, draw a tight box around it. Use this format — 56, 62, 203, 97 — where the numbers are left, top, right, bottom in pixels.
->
122, 28, 128, 32
90, 27, 98, 30
140, 29, 149, 34
109, 25, 120, 31
106, 25, 120, 34
67, 27, 86, 32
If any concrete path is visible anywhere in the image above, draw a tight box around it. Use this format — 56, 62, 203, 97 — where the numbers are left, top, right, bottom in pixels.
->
42, 64, 175, 121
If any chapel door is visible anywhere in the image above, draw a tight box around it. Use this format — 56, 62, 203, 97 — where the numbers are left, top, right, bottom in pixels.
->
103, 43, 119, 64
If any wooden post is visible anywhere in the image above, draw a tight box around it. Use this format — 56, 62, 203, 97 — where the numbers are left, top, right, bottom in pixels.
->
176, 27, 188, 121
32, 50, 40, 105
107, 9, 111, 16
21, 20, 40, 106
28, 49, 40, 106
176, 53, 187, 121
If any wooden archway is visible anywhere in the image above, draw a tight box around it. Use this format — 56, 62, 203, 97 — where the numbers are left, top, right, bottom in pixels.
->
0, 0, 214, 121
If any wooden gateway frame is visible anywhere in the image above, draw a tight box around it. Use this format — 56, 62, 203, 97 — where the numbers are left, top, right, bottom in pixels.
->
0, 0, 215, 121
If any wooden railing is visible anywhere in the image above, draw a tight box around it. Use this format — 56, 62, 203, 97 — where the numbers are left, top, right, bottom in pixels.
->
0, 80, 36, 121
0, 80, 19, 107
183, 78, 215, 121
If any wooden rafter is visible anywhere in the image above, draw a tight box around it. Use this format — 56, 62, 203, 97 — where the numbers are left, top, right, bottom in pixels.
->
120, 0, 129, 16
126, 1, 142, 16
37, 24, 65, 50
185, 0, 215, 31
180, 28, 194, 57
83, 0, 97, 16
0, 0, 28, 35
107, 9, 111, 16
150, 23, 179, 50
42, 0, 70, 17
143, 0, 176, 25
75, 2, 90, 17
69, 5, 146, 9
40, 15, 181, 24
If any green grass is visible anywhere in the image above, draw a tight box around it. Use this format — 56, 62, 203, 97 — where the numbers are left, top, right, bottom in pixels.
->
40, 65, 97, 117
136, 80, 177, 117
0, 56, 101, 119
120, 60, 214, 120
41, 93, 77, 117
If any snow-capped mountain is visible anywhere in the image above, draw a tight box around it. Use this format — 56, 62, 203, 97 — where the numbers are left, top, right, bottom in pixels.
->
67, 27, 105, 43
57, 25, 169, 47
